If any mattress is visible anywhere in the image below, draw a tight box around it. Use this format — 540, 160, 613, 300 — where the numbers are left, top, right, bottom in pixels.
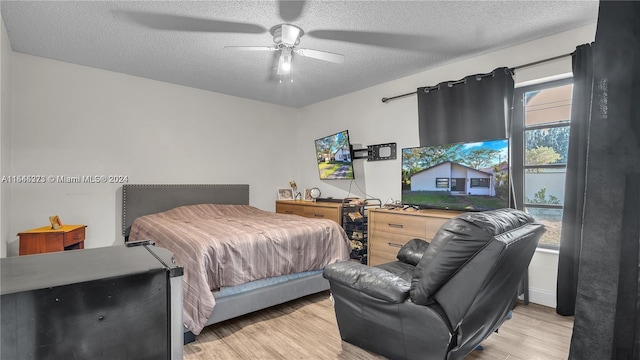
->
129, 204, 350, 334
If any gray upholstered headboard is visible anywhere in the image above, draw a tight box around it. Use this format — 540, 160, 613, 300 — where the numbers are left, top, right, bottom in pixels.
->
122, 184, 250, 238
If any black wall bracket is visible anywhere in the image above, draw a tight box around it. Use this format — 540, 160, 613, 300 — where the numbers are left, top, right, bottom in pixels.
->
352, 143, 397, 161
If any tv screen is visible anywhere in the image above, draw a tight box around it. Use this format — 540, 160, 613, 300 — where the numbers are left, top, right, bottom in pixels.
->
314, 130, 355, 180
402, 138, 509, 211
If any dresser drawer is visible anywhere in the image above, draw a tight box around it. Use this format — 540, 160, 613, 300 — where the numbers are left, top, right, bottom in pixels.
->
369, 231, 427, 265
275, 200, 342, 224
303, 206, 339, 222
369, 231, 419, 253
64, 227, 85, 247
276, 203, 304, 216
370, 212, 427, 237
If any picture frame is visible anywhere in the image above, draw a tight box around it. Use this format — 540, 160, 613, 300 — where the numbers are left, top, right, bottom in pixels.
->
49, 215, 62, 230
277, 188, 295, 200
303, 188, 313, 201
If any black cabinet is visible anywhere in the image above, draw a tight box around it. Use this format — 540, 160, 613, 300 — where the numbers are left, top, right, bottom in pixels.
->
342, 198, 381, 264
1, 243, 183, 360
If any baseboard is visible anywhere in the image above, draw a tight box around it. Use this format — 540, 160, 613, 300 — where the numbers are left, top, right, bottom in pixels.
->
527, 287, 556, 308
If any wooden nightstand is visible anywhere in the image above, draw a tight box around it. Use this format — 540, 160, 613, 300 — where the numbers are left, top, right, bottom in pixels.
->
18, 225, 86, 256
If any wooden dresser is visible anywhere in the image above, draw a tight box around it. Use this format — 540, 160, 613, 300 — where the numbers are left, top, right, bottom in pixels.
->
18, 225, 86, 256
368, 208, 461, 266
275, 200, 342, 224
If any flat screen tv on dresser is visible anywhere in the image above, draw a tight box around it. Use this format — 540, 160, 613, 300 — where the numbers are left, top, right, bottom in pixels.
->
402, 138, 510, 211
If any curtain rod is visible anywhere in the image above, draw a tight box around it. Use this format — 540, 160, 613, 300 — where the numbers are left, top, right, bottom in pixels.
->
380, 52, 574, 103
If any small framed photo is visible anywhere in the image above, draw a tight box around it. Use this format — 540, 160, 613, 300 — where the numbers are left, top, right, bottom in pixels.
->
49, 215, 62, 230
303, 188, 313, 201
277, 188, 294, 200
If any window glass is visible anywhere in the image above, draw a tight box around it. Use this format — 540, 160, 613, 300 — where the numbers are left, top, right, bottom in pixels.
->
470, 178, 490, 188
436, 178, 449, 188
525, 126, 570, 166
515, 79, 573, 249
525, 84, 573, 126
524, 168, 566, 205
524, 207, 563, 247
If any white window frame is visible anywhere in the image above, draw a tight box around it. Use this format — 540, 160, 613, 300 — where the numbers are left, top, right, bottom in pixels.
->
512, 77, 572, 249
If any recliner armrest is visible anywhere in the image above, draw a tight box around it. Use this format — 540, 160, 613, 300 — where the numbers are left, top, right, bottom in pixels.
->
323, 261, 411, 303
396, 238, 430, 265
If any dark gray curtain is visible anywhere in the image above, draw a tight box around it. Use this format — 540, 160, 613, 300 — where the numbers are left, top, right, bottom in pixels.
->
568, 1, 640, 359
613, 175, 640, 359
417, 67, 514, 146
556, 43, 593, 316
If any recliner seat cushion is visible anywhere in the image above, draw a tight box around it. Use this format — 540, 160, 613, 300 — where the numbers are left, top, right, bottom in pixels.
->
410, 208, 534, 305
376, 260, 415, 282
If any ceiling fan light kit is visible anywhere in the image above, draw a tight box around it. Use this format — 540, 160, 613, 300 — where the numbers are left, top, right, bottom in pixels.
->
224, 22, 345, 80
277, 47, 293, 75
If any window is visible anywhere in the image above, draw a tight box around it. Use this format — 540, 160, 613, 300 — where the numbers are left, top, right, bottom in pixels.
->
470, 178, 490, 188
436, 178, 449, 188
512, 79, 573, 249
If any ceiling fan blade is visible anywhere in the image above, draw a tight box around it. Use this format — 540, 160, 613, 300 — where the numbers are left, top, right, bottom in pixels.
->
307, 30, 440, 52
224, 46, 278, 52
114, 10, 267, 34
278, 0, 306, 22
294, 48, 345, 64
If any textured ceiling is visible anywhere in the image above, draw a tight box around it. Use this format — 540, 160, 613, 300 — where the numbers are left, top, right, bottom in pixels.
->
0, 1, 598, 108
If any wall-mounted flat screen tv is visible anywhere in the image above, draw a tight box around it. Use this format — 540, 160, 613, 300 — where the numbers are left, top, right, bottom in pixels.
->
314, 130, 355, 180
402, 138, 509, 211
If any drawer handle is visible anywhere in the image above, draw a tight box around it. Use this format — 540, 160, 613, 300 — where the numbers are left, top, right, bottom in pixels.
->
285, 211, 293, 214
388, 242, 403, 248
387, 223, 403, 228
314, 214, 324, 218
73, 235, 81, 240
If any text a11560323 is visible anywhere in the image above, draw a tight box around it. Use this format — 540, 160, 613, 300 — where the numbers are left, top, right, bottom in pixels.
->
1, 175, 129, 184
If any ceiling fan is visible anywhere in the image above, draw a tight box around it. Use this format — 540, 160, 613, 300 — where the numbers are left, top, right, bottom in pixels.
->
116, 1, 437, 79
224, 23, 345, 77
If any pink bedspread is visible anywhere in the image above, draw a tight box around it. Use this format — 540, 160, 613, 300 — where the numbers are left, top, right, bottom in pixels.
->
128, 204, 350, 334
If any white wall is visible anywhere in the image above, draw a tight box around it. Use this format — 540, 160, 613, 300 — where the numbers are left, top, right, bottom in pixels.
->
295, 24, 597, 307
1, 15, 12, 258
7, 53, 298, 255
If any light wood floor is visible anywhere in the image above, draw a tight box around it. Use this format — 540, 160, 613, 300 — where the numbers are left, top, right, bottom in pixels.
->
184, 291, 573, 360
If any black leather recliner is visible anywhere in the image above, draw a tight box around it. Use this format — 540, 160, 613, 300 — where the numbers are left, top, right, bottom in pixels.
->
323, 208, 545, 360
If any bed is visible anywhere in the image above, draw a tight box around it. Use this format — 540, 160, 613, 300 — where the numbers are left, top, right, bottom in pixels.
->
121, 184, 350, 339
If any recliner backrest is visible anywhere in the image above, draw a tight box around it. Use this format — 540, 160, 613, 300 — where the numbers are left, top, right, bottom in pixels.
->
410, 208, 536, 306
437, 222, 544, 360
